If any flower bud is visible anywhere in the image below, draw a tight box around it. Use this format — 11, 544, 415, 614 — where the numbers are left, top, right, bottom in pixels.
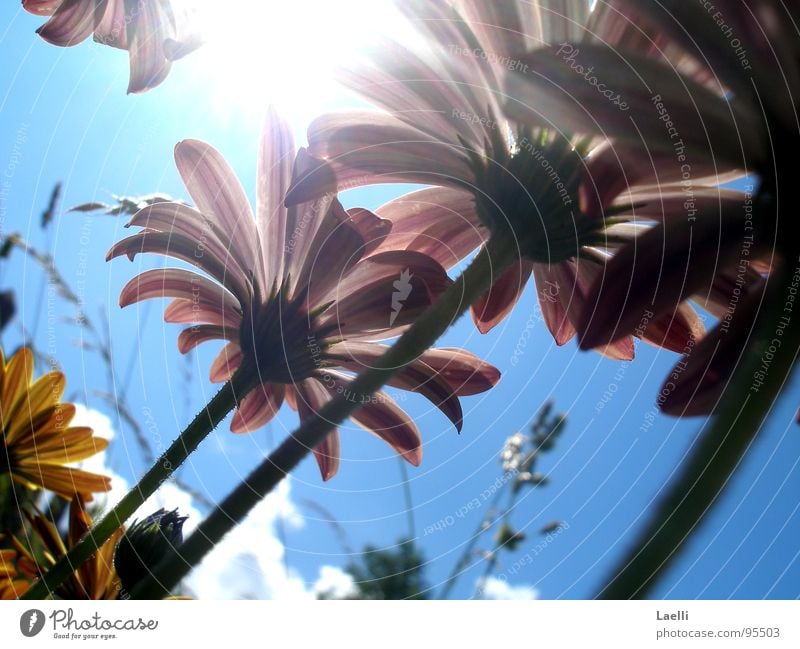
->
114, 508, 187, 598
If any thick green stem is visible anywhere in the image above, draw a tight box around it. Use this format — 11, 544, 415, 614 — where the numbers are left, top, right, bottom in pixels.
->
130, 235, 518, 599
22, 375, 249, 600
598, 266, 800, 599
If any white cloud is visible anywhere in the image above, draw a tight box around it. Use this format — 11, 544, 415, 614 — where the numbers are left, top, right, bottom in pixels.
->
479, 576, 539, 600
71, 405, 352, 599
313, 565, 357, 599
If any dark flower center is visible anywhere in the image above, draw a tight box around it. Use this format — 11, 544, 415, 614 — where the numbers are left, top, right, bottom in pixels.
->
238, 283, 334, 385
468, 129, 600, 263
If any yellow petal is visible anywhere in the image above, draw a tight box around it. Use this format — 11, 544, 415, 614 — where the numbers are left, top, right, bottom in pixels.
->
0, 348, 34, 422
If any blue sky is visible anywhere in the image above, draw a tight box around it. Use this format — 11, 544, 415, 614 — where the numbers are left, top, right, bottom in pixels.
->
1, 4, 799, 599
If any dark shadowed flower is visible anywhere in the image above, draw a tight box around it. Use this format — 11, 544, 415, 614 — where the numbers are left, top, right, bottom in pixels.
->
0, 346, 112, 500
23, 0, 199, 93
3, 496, 123, 599
506, 1, 785, 358
107, 109, 500, 480
285, 0, 712, 358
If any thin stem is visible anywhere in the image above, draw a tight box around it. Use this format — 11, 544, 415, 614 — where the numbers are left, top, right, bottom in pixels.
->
22, 374, 249, 600
598, 267, 800, 598
397, 458, 417, 542
130, 234, 519, 599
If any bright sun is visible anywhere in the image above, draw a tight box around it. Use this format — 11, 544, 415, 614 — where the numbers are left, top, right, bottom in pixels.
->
183, 0, 410, 122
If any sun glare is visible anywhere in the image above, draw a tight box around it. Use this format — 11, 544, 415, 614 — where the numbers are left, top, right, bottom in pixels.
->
184, 0, 411, 122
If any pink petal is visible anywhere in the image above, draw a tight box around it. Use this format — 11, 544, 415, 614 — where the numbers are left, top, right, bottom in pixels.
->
327, 341, 464, 431
539, 0, 589, 43
453, 0, 544, 59
346, 208, 392, 256
660, 282, 764, 417
231, 383, 284, 434
106, 229, 250, 303
414, 347, 501, 396
126, 202, 244, 280
600, 1, 787, 110
617, 187, 749, 224
126, 203, 236, 272
299, 200, 368, 307
163, 298, 237, 327
597, 337, 635, 361
318, 251, 451, 339
35, 0, 98, 46
374, 187, 487, 269
471, 258, 533, 334
321, 372, 422, 467
586, 0, 721, 92
583, 144, 746, 217
94, 0, 129, 49
209, 342, 243, 383
286, 114, 473, 205
532, 264, 574, 345
577, 209, 752, 351
505, 44, 760, 169
118, 267, 241, 319
173, 139, 258, 273
23, 0, 61, 15
397, 0, 503, 102
126, 0, 175, 93
351, 399, 423, 468
637, 302, 705, 354
257, 107, 296, 289
294, 379, 340, 481
338, 50, 487, 146
177, 325, 233, 354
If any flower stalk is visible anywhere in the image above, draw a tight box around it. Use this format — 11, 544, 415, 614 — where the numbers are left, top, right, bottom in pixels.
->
130, 233, 519, 598
21, 375, 251, 600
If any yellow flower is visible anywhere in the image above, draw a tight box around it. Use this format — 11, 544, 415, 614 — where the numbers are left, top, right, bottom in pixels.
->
1, 546, 30, 599
0, 347, 111, 499
2, 497, 123, 600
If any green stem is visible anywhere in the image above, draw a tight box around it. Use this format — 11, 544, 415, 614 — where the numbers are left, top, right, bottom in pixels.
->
21, 374, 249, 600
130, 234, 518, 599
598, 266, 800, 599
